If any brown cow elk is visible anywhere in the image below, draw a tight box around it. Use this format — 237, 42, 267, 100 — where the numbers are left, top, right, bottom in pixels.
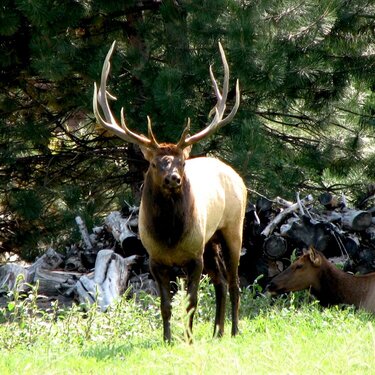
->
267, 247, 375, 313
93, 41, 247, 342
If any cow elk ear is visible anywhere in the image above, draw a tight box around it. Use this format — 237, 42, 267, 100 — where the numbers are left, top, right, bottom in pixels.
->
308, 247, 321, 267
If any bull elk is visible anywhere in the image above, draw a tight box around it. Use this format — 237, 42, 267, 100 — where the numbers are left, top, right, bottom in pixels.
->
267, 247, 375, 314
93, 41, 247, 342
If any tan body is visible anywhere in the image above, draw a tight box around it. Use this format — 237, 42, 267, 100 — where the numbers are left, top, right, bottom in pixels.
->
137, 149, 247, 341
93, 41, 247, 341
267, 247, 375, 313
139, 157, 246, 266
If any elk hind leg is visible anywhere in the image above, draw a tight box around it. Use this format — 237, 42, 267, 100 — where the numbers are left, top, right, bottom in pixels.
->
219, 229, 241, 336
203, 238, 227, 337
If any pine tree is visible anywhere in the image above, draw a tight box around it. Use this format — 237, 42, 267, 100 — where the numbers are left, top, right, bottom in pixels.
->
224, 0, 375, 199
1, 0, 374, 257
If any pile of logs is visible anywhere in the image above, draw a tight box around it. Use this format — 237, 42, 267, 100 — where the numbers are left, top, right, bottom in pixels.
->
0, 205, 156, 311
0, 191, 374, 309
240, 192, 375, 288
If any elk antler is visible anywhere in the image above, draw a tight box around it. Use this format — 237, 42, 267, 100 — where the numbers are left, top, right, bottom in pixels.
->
93, 41, 239, 150
93, 41, 159, 149
176, 42, 240, 149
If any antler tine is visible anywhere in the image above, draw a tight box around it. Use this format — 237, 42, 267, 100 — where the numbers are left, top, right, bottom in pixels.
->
178, 42, 240, 149
119, 109, 158, 147
93, 41, 157, 149
146, 116, 160, 147
176, 118, 191, 148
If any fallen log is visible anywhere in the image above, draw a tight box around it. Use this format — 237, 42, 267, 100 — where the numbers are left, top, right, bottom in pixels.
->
28, 248, 64, 275
256, 196, 273, 213
263, 235, 287, 259
104, 211, 138, 244
341, 209, 372, 231
75, 216, 93, 249
365, 226, 375, 245
341, 235, 360, 257
33, 268, 81, 296
65, 254, 83, 272
274, 197, 293, 208
318, 192, 341, 210
261, 194, 314, 237
75, 249, 138, 311
319, 210, 342, 224
0, 264, 28, 292
0, 248, 63, 293
355, 248, 375, 274
280, 215, 332, 252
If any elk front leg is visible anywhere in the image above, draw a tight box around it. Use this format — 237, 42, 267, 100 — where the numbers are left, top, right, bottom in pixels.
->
185, 257, 204, 343
150, 260, 172, 342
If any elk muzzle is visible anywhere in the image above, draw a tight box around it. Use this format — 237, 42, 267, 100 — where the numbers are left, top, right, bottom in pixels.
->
265, 280, 287, 296
164, 171, 182, 190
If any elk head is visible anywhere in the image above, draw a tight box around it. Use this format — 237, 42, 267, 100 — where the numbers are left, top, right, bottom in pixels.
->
267, 247, 322, 295
93, 41, 240, 195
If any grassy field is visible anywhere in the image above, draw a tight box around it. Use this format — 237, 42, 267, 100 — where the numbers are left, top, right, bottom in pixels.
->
0, 277, 374, 375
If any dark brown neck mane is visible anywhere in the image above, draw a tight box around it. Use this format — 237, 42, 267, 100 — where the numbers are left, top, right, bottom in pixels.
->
142, 174, 194, 248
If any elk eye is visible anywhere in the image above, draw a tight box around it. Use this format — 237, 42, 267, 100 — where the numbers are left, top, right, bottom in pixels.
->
161, 159, 171, 169
151, 162, 156, 168
295, 264, 303, 270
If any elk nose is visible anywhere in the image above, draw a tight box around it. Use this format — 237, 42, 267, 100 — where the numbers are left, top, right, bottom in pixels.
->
265, 281, 284, 296
265, 281, 276, 295
165, 173, 181, 188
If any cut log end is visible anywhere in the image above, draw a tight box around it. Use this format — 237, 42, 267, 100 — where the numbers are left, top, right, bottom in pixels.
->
263, 235, 287, 259
342, 209, 372, 232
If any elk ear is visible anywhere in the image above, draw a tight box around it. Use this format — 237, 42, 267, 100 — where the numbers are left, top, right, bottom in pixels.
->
308, 247, 321, 267
140, 145, 153, 162
183, 145, 192, 159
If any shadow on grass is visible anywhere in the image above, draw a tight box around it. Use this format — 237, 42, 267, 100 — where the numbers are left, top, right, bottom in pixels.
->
81, 338, 164, 360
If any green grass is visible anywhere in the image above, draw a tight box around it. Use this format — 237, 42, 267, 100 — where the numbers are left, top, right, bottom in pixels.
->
0, 277, 374, 374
